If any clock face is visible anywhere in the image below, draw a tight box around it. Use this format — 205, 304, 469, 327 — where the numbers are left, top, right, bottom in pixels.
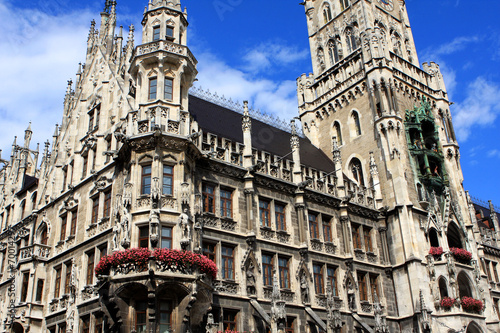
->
379, 0, 394, 11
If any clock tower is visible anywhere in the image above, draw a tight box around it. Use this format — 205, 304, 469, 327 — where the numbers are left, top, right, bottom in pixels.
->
298, 0, 493, 332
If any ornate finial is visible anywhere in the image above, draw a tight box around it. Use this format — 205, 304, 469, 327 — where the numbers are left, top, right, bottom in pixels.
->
66, 80, 73, 95
332, 137, 341, 164
12, 136, 17, 147
88, 20, 96, 43
369, 151, 378, 176
53, 124, 59, 138
290, 119, 299, 149
242, 101, 251, 132
103, 0, 112, 13
24, 122, 33, 148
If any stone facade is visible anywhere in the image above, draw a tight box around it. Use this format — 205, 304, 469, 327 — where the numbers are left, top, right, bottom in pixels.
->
0, 0, 499, 332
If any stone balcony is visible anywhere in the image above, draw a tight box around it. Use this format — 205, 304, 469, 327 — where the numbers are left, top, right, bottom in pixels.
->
135, 40, 197, 66
18, 244, 51, 263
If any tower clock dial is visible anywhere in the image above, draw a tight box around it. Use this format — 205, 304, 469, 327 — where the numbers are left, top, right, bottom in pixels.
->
379, 0, 394, 11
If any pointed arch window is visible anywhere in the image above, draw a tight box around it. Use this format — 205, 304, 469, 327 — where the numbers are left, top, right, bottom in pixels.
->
333, 122, 343, 145
349, 158, 365, 187
323, 4, 333, 24
346, 28, 357, 53
328, 39, 339, 64
438, 277, 449, 298
352, 111, 361, 136
340, 0, 350, 11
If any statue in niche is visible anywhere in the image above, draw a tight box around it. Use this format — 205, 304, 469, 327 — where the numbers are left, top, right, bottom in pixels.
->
246, 262, 256, 295
317, 48, 326, 70
112, 223, 120, 250
179, 208, 191, 240
347, 279, 356, 311
300, 274, 310, 304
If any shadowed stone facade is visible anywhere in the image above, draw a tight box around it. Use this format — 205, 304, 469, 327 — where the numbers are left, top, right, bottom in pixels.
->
0, 0, 499, 332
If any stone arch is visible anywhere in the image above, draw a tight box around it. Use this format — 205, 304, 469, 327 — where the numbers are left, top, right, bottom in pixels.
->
332, 121, 343, 145
350, 110, 362, 136
429, 228, 440, 248
35, 221, 49, 245
447, 222, 463, 249
466, 321, 484, 333
347, 157, 365, 187
11, 322, 24, 333
321, 1, 333, 24
457, 271, 474, 299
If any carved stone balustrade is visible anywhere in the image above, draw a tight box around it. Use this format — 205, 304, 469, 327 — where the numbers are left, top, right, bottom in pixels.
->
19, 244, 51, 263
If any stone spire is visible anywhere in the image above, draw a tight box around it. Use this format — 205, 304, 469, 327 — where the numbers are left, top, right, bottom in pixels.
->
24, 122, 32, 148
489, 200, 499, 230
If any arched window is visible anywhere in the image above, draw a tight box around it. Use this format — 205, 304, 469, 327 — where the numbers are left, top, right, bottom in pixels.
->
466, 321, 484, 333
352, 111, 361, 136
429, 228, 440, 248
457, 272, 473, 299
20, 200, 26, 221
345, 28, 357, 53
328, 39, 340, 64
340, 0, 350, 11
438, 277, 449, 298
31, 192, 37, 212
40, 226, 48, 245
349, 158, 365, 187
447, 222, 463, 249
323, 4, 333, 24
333, 122, 343, 145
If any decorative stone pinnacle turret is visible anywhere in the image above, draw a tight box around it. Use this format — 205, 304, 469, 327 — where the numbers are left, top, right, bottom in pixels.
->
290, 119, 299, 150
332, 137, 341, 164
24, 122, 32, 148
489, 200, 498, 229
242, 101, 251, 132
369, 151, 378, 176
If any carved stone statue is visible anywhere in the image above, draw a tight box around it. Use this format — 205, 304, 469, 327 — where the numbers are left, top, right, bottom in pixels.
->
246, 262, 256, 295
300, 274, 310, 304
347, 279, 356, 311
179, 209, 191, 240
112, 223, 120, 250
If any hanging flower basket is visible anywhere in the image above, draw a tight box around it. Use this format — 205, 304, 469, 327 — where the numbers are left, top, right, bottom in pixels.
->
439, 297, 456, 310
152, 248, 217, 279
450, 248, 472, 264
95, 248, 150, 275
429, 247, 443, 258
460, 296, 484, 313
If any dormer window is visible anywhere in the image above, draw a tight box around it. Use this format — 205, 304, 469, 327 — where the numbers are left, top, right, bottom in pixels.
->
153, 26, 161, 42
166, 26, 174, 40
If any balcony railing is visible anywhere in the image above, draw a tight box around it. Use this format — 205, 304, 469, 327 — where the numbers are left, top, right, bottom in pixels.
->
19, 244, 51, 262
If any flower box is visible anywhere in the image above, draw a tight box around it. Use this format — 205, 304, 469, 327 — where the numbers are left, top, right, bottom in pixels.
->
450, 248, 472, 264
460, 296, 484, 313
95, 248, 217, 279
429, 247, 443, 258
439, 297, 456, 310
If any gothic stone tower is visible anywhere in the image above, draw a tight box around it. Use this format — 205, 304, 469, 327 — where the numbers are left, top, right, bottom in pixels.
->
298, 0, 497, 332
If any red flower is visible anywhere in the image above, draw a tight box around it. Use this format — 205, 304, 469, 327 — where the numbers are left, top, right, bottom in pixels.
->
460, 296, 484, 313
450, 248, 472, 263
440, 297, 456, 309
429, 247, 443, 256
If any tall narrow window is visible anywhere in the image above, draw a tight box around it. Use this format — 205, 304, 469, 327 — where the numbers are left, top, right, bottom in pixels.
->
141, 165, 152, 195
62, 167, 67, 191
495, 299, 500, 320
259, 200, 271, 227
353, 111, 361, 135
88, 111, 94, 132
340, 0, 350, 11
65, 262, 72, 294
262, 254, 273, 286
82, 317, 90, 333
94, 316, 103, 333
275, 203, 286, 231
162, 165, 173, 195
358, 272, 368, 301
91, 147, 97, 171
349, 158, 365, 186
153, 26, 160, 41
166, 26, 174, 39
20, 272, 29, 302
40, 227, 48, 245
60, 215, 67, 241
309, 213, 319, 240
103, 190, 112, 218
202, 184, 215, 213
221, 245, 235, 280
279, 257, 290, 289
164, 78, 173, 101
364, 227, 373, 252
327, 267, 337, 296
136, 301, 148, 333
54, 266, 62, 298
493, 262, 499, 282
333, 122, 343, 145
59, 323, 67, 333
346, 28, 357, 53
328, 40, 340, 64
323, 5, 332, 24
139, 226, 149, 248
159, 300, 173, 332
91, 197, 99, 225
220, 189, 232, 218
323, 216, 332, 242
313, 264, 324, 294
82, 155, 88, 178
70, 209, 78, 236
352, 224, 361, 250
149, 78, 158, 100
86, 250, 95, 285
35, 279, 44, 302
95, 106, 100, 130
161, 226, 172, 249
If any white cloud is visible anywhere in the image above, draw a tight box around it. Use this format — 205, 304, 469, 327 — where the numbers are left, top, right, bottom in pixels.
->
452, 77, 500, 141
194, 52, 300, 121
242, 42, 309, 73
488, 149, 500, 158
0, 1, 94, 156
432, 36, 480, 57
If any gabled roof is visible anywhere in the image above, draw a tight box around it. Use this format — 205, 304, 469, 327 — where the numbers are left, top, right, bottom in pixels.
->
188, 95, 336, 172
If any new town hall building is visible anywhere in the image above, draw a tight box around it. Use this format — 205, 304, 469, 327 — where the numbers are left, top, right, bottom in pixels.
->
1, 0, 500, 332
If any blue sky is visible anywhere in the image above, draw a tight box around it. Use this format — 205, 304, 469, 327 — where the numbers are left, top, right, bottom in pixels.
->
0, 0, 499, 206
